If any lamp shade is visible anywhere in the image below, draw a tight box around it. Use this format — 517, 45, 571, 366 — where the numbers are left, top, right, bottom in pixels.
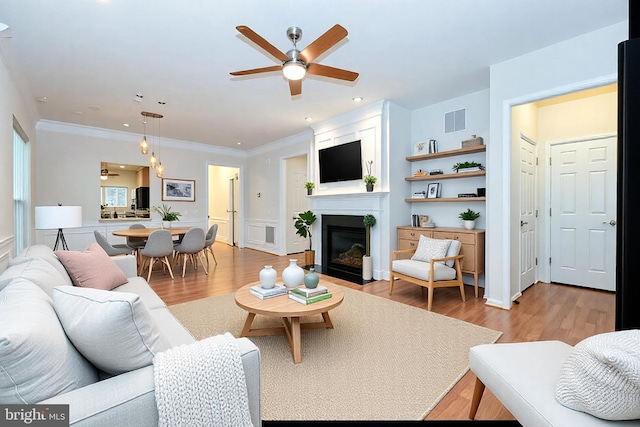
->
35, 206, 83, 230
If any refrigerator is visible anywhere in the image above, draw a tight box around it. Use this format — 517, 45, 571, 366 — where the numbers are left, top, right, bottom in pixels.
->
616, 37, 640, 330
135, 186, 150, 210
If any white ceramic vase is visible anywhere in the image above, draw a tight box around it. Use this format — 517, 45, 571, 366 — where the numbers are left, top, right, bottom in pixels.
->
162, 221, 171, 229
259, 265, 277, 289
463, 220, 476, 230
282, 259, 304, 289
362, 255, 373, 280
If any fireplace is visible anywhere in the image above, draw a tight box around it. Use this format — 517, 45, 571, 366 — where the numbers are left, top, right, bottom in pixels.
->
319, 215, 368, 284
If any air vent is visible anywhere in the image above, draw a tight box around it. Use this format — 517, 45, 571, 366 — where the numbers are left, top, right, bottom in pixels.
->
265, 226, 275, 245
444, 108, 466, 133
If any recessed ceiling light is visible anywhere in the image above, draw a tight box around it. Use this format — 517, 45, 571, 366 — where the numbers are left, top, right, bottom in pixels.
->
237, 142, 242, 145
72, 110, 84, 115
305, 117, 313, 122
37, 96, 48, 103
119, 165, 125, 169
122, 123, 130, 127
352, 97, 363, 103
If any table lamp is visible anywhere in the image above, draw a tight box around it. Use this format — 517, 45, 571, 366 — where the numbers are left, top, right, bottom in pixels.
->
35, 205, 82, 250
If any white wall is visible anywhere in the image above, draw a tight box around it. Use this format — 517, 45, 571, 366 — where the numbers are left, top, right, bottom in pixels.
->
0, 45, 38, 267
487, 21, 627, 309
410, 89, 489, 230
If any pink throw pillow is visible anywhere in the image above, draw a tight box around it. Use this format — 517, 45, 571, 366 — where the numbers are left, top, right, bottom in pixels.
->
55, 243, 128, 290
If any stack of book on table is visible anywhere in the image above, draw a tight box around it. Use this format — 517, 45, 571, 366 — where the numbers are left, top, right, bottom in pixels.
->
288, 285, 332, 305
249, 284, 287, 299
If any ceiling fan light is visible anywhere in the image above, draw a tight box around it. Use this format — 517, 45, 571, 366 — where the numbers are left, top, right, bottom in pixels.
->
100, 168, 109, 181
283, 61, 306, 81
140, 136, 148, 154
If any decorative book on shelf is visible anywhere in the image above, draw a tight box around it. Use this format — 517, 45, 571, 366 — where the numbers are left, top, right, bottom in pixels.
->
249, 284, 287, 299
288, 292, 333, 305
290, 285, 328, 298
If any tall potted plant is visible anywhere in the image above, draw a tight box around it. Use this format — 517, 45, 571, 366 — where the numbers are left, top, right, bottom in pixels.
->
294, 210, 317, 267
362, 214, 377, 280
152, 204, 181, 228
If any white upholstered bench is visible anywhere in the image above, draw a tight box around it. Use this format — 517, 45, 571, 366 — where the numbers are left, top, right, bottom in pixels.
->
469, 341, 640, 427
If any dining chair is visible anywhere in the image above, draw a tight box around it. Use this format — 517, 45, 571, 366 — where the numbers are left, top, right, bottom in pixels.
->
173, 228, 208, 278
93, 230, 132, 256
138, 229, 174, 282
204, 224, 218, 269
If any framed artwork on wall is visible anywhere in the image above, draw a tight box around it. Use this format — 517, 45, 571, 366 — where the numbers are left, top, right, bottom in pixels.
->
162, 178, 195, 202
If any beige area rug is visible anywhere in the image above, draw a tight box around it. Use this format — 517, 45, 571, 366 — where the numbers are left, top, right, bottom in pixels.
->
169, 286, 502, 420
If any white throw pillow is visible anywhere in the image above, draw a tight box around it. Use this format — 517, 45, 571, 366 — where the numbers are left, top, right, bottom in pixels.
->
411, 236, 451, 263
0, 256, 69, 296
555, 330, 640, 420
0, 279, 98, 403
53, 286, 171, 375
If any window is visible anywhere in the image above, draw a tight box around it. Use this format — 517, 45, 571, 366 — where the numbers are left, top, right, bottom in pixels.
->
101, 186, 128, 207
13, 117, 30, 254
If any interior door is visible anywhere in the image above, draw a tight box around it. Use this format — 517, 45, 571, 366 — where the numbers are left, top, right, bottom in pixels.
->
519, 135, 537, 292
228, 175, 239, 246
550, 136, 617, 291
285, 155, 309, 254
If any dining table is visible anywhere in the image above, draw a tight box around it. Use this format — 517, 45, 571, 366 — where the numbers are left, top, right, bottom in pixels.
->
112, 226, 193, 239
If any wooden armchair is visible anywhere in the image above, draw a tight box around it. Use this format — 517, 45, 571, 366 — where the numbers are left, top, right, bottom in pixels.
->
389, 239, 465, 311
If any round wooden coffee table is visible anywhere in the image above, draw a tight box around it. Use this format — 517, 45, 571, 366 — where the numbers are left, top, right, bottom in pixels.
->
234, 281, 344, 363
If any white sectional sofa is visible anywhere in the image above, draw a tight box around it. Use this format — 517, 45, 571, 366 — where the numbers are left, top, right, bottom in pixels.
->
0, 245, 261, 426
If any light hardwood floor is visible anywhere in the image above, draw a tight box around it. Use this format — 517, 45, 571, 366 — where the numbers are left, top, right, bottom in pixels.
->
147, 242, 615, 421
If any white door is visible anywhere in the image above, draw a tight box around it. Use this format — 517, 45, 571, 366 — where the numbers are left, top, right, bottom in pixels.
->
519, 135, 537, 292
228, 175, 239, 246
285, 155, 309, 254
550, 136, 617, 291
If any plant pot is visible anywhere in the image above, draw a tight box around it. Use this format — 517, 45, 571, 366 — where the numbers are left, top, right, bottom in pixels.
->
304, 250, 315, 267
366, 183, 374, 192
162, 221, 171, 229
362, 255, 373, 280
307, 188, 313, 196
463, 220, 476, 230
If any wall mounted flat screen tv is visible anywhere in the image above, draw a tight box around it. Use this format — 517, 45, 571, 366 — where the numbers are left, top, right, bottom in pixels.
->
318, 140, 363, 183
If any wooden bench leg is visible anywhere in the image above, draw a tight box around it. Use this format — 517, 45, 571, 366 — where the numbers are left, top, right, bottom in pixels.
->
469, 376, 486, 419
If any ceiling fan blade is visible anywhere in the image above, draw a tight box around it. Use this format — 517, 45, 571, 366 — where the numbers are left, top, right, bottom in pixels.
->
236, 25, 289, 62
289, 79, 302, 96
299, 24, 348, 63
230, 65, 282, 76
306, 63, 359, 81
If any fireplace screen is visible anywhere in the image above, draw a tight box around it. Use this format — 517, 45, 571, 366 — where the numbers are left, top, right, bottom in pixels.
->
322, 215, 366, 276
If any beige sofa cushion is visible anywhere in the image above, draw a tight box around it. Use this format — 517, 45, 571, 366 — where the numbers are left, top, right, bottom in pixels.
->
0, 279, 98, 403
53, 286, 171, 375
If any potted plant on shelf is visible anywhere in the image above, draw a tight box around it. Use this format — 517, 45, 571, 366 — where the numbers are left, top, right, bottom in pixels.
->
459, 208, 480, 230
362, 214, 377, 280
305, 181, 315, 196
152, 203, 181, 228
294, 210, 317, 267
364, 160, 377, 192
452, 161, 484, 173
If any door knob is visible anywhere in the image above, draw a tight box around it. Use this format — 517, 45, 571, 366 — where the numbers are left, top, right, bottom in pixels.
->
520, 220, 528, 227
602, 220, 617, 226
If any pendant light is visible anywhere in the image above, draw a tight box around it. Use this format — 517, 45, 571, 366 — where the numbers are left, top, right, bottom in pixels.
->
141, 111, 163, 170
155, 115, 164, 178
139, 117, 148, 154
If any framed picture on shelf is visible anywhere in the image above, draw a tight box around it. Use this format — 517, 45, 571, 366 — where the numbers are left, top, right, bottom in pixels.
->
162, 178, 195, 202
418, 215, 430, 227
414, 140, 428, 155
427, 182, 440, 199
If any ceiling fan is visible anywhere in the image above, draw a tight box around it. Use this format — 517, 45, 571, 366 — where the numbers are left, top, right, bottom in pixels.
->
230, 24, 359, 96
100, 163, 119, 181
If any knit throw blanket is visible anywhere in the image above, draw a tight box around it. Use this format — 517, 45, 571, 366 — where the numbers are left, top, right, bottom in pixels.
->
153, 333, 254, 427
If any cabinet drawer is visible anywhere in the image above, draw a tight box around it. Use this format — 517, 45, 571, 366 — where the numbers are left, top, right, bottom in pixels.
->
431, 231, 475, 244
398, 239, 419, 250
398, 229, 431, 241
459, 244, 476, 272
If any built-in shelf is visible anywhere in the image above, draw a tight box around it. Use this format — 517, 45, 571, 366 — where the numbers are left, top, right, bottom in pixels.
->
405, 197, 486, 203
406, 170, 486, 181
406, 145, 486, 162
